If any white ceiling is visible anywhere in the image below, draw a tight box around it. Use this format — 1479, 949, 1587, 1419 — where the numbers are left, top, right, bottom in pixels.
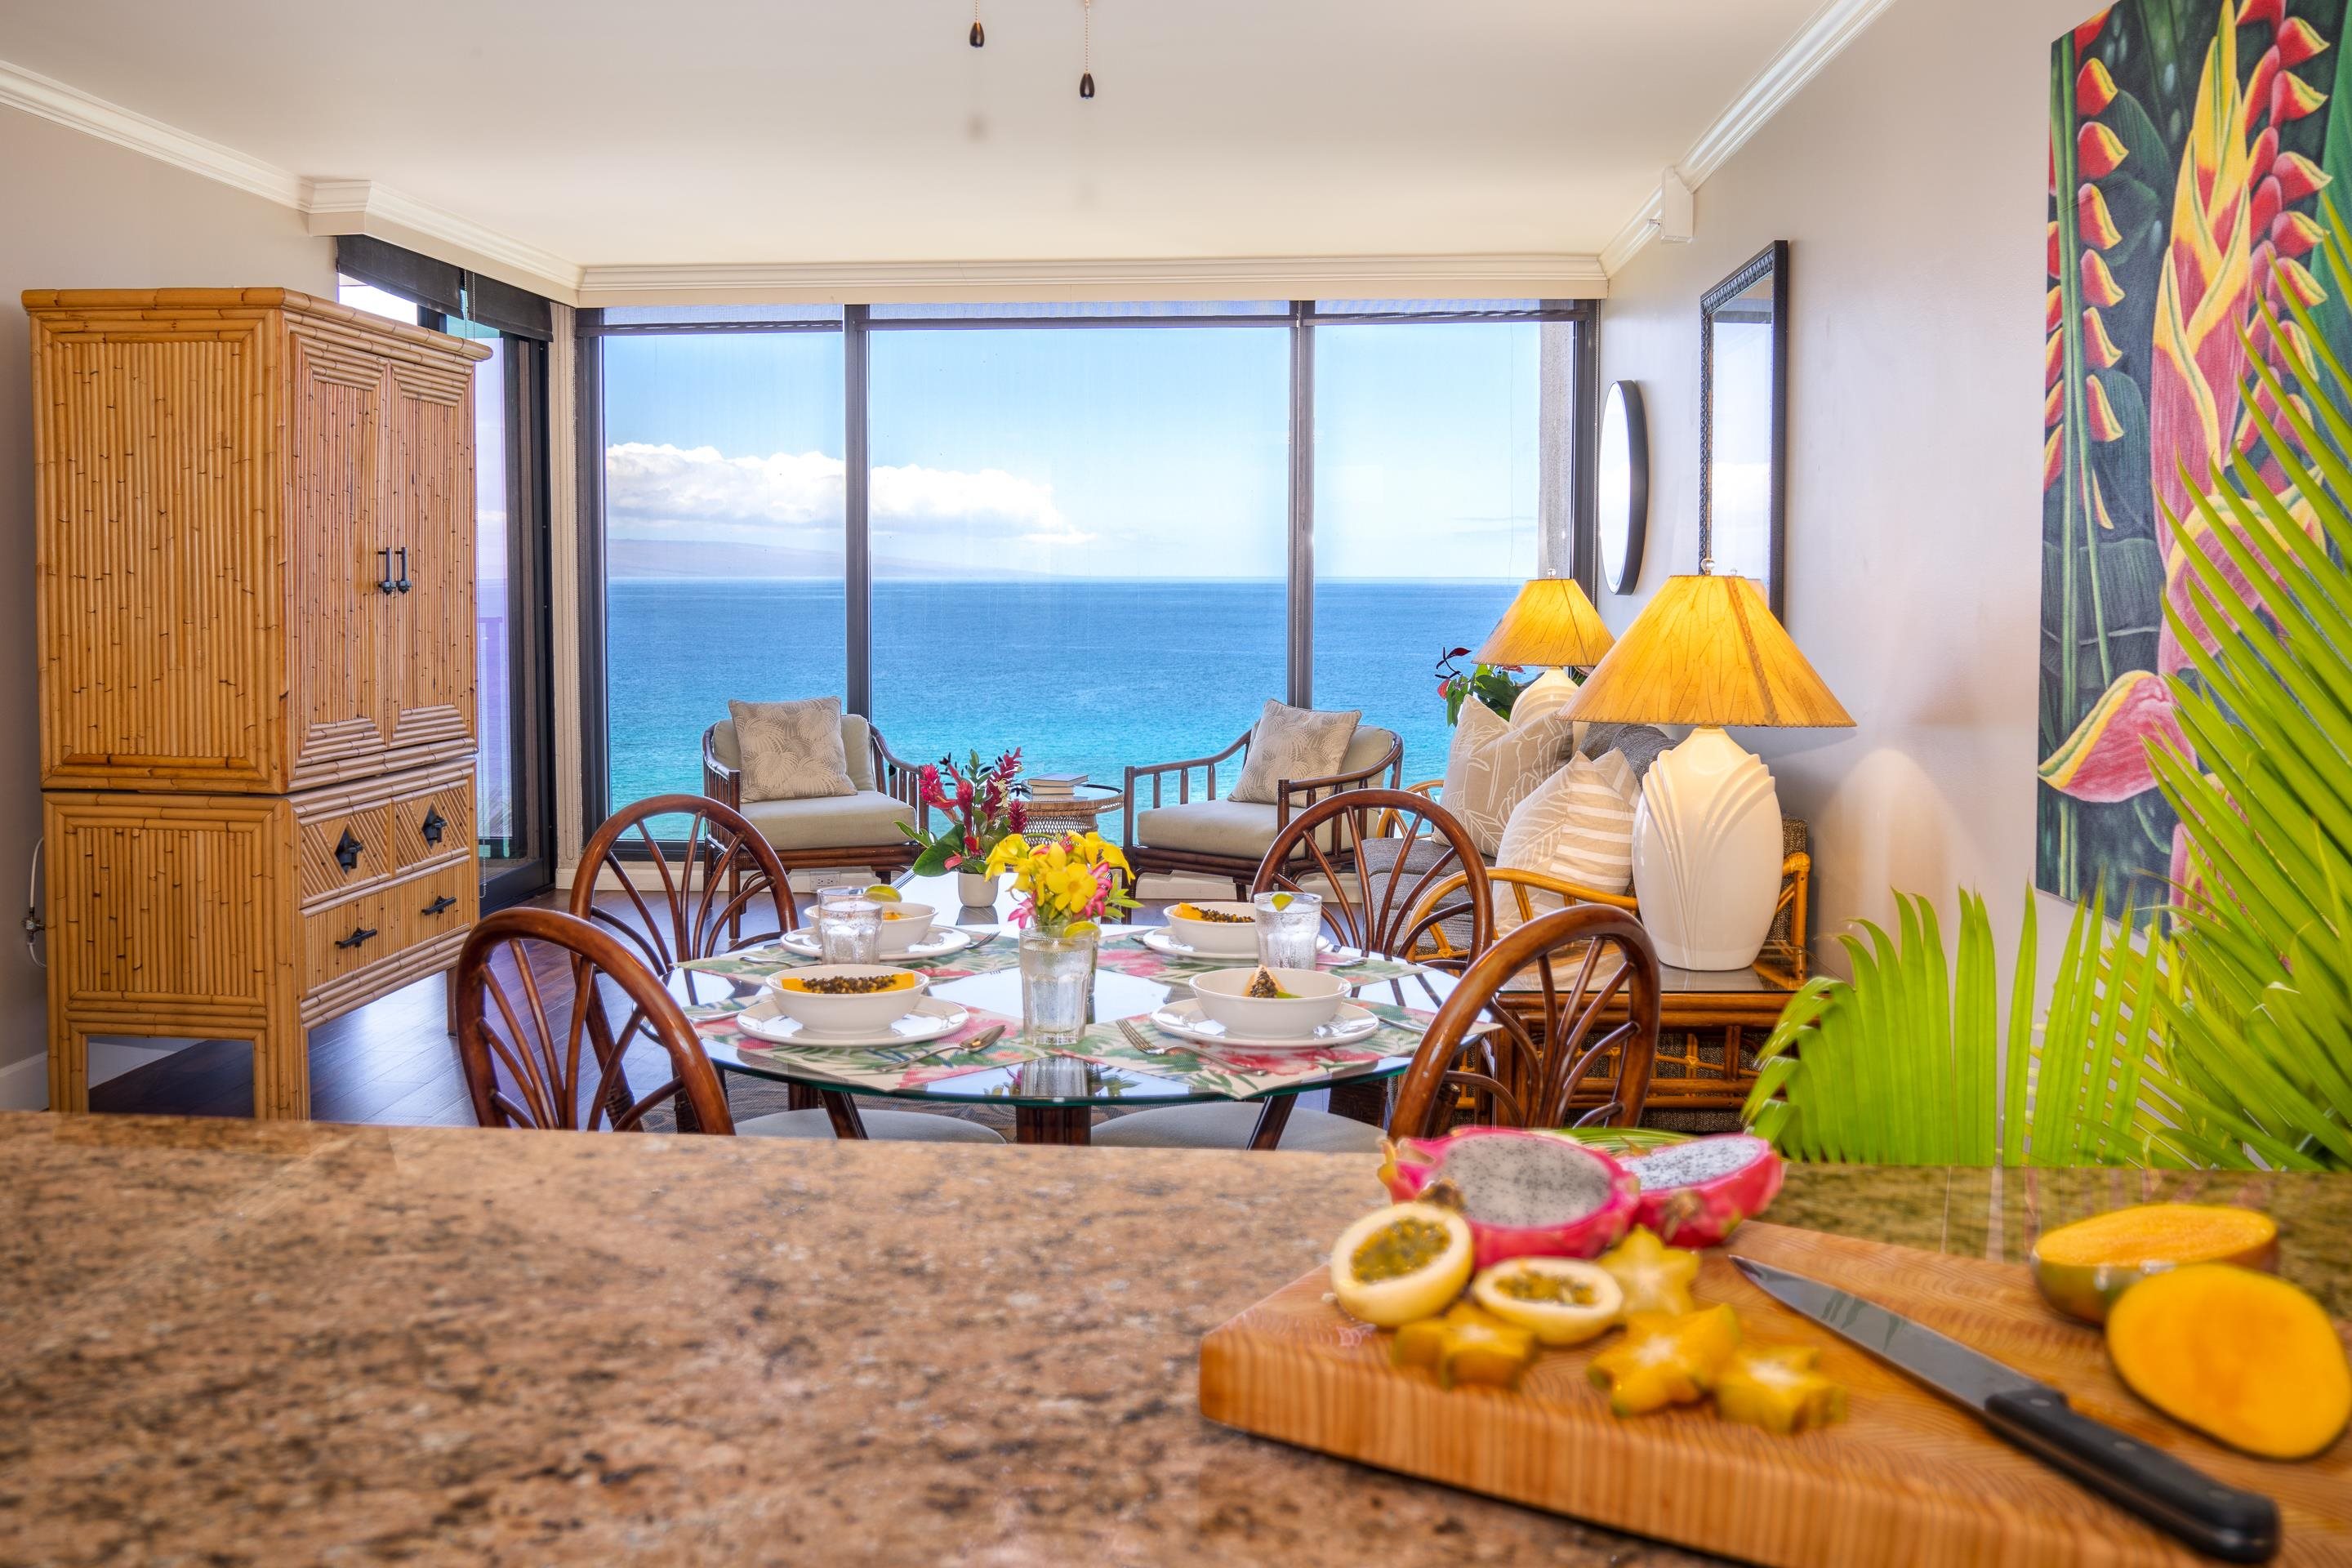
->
0, 0, 1861, 297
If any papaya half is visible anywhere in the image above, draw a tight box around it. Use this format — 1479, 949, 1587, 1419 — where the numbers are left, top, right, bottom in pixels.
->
2029, 1203, 2278, 1324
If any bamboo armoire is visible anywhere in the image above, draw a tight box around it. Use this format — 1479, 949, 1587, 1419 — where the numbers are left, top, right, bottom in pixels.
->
27, 288, 488, 1120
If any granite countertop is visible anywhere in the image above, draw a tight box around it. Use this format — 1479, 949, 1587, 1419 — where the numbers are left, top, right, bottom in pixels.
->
2, 1111, 2347, 1566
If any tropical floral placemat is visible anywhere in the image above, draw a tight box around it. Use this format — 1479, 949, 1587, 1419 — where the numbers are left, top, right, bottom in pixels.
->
679, 926, 1432, 991
679, 928, 1026, 983
1093, 932, 1429, 986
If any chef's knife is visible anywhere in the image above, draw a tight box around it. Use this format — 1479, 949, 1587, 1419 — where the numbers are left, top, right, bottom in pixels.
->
1733, 1256, 2279, 1563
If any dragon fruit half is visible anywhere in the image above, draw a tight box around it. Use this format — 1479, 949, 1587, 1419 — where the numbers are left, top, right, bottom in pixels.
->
1380, 1128, 1638, 1269
1621, 1134, 1784, 1248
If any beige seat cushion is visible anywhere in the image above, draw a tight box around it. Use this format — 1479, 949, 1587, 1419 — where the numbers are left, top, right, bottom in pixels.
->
1092, 1102, 1386, 1153
710, 715, 876, 792
735, 1107, 1004, 1143
724, 697, 858, 801
1231, 701, 1361, 804
739, 790, 914, 852
1336, 725, 1399, 782
1132, 797, 1283, 860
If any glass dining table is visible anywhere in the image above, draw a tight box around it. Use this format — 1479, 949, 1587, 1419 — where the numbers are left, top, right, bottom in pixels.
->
666, 924, 1457, 1146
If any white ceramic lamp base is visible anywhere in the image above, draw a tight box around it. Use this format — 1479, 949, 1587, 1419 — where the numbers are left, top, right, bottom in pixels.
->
1628, 726, 1784, 971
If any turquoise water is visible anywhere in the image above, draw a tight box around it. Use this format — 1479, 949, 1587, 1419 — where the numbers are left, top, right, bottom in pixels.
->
606, 578, 1520, 826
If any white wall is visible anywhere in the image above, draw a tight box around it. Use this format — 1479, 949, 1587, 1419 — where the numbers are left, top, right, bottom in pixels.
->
0, 104, 336, 1104
1597, 0, 2095, 970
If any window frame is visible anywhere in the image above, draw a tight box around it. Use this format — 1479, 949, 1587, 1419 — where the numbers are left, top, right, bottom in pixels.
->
577, 297, 1595, 843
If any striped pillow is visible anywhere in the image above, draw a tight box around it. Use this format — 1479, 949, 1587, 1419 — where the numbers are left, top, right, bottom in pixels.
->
1493, 750, 1639, 928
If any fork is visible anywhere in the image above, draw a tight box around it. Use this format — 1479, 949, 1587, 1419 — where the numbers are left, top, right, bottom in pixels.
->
1117, 1018, 1185, 1058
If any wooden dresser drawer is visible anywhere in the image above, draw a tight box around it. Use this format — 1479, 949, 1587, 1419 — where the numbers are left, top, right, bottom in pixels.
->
392, 777, 472, 869
304, 862, 476, 992
298, 802, 393, 902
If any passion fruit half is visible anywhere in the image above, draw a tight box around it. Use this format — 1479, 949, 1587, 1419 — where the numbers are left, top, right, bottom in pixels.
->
1471, 1257, 1624, 1346
1330, 1201, 1475, 1328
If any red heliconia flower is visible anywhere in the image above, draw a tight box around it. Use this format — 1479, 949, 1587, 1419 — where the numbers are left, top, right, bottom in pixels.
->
2046, 285, 2065, 332
2077, 56, 2118, 114
2251, 173, 2283, 239
2045, 381, 2065, 430
2038, 670, 2189, 804
2274, 150, 2331, 201
2267, 252, 2328, 310
2047, 220, 2064, 278
2271, 207, 2326, 258
2082, 308, 2124, 368
2042, 427, 2065, 488
2274, 70, 2328, 126
2236, 0, 2283, 29
2074, 7, 2112, 52
2276, 16, 2329, 68
2083, 376, 2127, 442
2046, 329, 2066, 389
2077, 184, 2122, 248
2082, 250, 2127, 306
2078, 121, 2128, 178
2245, 49, 2282, 134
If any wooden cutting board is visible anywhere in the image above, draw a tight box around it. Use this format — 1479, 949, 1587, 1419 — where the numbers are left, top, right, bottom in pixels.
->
1199, 1221, 2351, 1567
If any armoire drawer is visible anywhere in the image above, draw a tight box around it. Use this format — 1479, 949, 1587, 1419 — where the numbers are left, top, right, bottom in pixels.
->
304, 862, 476, 992
298, 802, 393, 902
392, 777, 472, 870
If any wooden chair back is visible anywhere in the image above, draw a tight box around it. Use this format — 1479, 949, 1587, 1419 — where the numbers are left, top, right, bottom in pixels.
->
1390, 904, 1662, 1136
572, 792, 795, 972
1251, 789, 1492, 964
455, 907, 736, 1135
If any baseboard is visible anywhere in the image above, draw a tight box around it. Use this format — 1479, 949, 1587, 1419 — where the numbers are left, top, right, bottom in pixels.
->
0, 1052, 44, 1111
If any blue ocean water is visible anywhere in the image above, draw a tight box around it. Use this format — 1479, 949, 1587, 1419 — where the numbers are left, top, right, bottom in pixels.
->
606, 578, 1521, 829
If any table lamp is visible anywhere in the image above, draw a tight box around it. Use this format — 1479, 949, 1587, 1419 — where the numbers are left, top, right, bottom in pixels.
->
1566, 573, 1851, 970
1472, 577, 1617, 715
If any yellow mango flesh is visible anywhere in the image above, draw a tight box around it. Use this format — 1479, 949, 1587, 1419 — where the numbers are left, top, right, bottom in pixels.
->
2106, 1263, 2350, 1459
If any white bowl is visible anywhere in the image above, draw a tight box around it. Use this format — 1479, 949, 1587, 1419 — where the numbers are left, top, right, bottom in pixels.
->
800, 901, 938, 956
760, 965, 927, 1036
1189, 966, 1348, 1040
1164, 901, 1261, 956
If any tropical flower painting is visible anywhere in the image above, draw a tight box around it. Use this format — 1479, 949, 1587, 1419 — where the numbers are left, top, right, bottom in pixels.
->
2040, 0, 2352, 909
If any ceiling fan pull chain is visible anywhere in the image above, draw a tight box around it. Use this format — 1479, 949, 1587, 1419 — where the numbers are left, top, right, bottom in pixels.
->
970, 0, 984, 47
1080, 0, 1095, 98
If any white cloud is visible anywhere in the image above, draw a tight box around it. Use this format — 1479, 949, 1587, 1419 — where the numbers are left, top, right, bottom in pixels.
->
604, 442, 1094, 550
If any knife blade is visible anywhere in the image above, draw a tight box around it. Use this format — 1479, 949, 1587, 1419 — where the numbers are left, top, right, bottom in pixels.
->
1733, 1256, 2279, 1564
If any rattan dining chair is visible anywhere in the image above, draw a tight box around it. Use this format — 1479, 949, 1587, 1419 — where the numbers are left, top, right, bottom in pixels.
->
564, 797, 1001, 1144
1389, 903, 1663, 1137
1094, 790, 1495, 1154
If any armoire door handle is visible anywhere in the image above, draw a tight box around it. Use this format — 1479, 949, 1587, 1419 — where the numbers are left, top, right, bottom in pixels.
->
333, 828, 363, 871
335, 925, 378, 950
376, 548, 398, 595
394, 546, 411, 594
421, 894, 457, 916
420, 806, 447, 846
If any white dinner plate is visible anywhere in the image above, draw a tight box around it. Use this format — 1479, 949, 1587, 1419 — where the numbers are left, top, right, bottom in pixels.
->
1145, 998, 1383, 1049
770, 926, 983, 962
733, 995, 971, 1049
1138, 928, 1356, 964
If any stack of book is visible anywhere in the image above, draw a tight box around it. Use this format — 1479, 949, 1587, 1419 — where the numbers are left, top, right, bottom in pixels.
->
1027, 773, 1085, 800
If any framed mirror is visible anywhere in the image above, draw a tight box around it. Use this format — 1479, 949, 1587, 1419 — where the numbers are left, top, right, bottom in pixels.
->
1699, 240, 1789, 618
1596, 381, 1648, 595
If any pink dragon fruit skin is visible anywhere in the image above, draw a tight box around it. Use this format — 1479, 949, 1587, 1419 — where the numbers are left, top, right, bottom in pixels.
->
1622, 1134, 1784, 1249
1379, 1127, 1639, 1269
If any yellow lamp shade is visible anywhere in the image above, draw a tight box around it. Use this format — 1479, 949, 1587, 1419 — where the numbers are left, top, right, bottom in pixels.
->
1568, 573, 1852, 728
1471, 577, 1615, 667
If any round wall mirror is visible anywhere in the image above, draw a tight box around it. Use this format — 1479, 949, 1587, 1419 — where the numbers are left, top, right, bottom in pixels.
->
1597, 381, 1648, 595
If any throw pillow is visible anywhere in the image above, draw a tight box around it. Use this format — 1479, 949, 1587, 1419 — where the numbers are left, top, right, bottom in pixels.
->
1580, 721, 1675, 781
728, 696, 856, 803
1452, 707, 1581, 856
1440, 698, 1510, 817
1230, 700, 1361, 804
1494, 750, 1640, 929
1508, 666, 1582, 728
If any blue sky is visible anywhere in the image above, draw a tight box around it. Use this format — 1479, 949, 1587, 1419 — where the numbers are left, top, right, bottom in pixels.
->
599, 317, 1545, 581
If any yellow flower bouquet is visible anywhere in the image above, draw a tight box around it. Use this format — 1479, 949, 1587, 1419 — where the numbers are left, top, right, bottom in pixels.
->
984, 830, 1138, 938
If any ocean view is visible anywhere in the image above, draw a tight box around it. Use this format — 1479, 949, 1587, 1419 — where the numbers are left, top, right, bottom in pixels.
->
606, 577, 1521, 829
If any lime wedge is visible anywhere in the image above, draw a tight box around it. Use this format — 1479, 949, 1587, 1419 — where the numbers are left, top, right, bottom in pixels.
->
1269, 892, 1294, 911
863, 884, 903, 902
1063, 920, 1101, 938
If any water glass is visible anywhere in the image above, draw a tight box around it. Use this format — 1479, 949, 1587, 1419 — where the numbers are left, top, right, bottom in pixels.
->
1254, 890, 1323, 970
1018, 929, 1097, 1047
817, 896, 882, 964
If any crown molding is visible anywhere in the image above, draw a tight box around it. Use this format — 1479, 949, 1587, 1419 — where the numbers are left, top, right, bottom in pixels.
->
0, 56, 306, 208
1601, 0, 1896, 277
575, 252, 1609, 305
305, 180, 583, 301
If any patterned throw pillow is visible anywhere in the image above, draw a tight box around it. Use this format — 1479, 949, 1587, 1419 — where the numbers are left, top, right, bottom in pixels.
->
1439, 698, 1509, 817
728, 697, 857, 803
1230, 701, 1361, 804
1494, 750, 1640, 928
1450, 708, 1582, 856
1579, 721, 1675, 781
1508, 666, 1582, 728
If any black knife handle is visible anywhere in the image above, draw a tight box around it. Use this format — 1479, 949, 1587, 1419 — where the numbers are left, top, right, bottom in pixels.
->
1982, 1388, 2278, 1562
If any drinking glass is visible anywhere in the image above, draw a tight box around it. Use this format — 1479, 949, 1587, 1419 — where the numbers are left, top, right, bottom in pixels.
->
1254, 890, 1323, 970
1018, 929, 1097, 1047
817, 897, 882, 964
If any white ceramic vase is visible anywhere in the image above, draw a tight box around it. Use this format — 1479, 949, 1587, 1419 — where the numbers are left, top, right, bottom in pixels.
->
958, 870, 1003, 909
1628, 725, 1783, 971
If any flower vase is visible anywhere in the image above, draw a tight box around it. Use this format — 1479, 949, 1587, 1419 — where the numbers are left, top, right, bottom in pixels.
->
958, 870, 1003, 909
1018, 927, 1097, 1046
